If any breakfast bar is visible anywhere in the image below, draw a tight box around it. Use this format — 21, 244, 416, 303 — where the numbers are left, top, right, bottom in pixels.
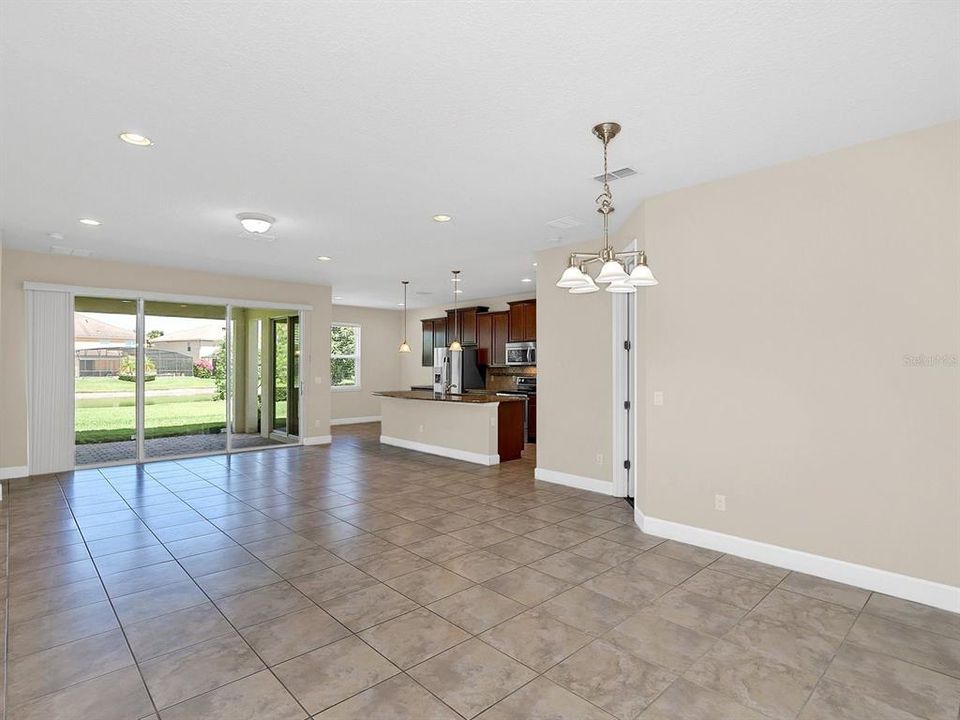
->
374, 390, 525, 465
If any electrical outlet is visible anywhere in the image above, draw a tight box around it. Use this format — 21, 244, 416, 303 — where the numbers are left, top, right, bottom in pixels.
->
418, 424, 424, 433
595, 453, 603, 465
653, 391, 664, 406
315, 419, 323, 428
715, 494, 726, 511
315, 376, 324, 385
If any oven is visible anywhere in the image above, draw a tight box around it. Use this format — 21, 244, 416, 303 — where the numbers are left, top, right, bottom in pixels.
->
505, 341, 536, 366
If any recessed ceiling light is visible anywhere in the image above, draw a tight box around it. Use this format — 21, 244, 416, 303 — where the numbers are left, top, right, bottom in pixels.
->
79, 218, 101, 226
532, 262, 538, 267
119, 132, 152, 146
432, 214, 452, 223
521, 278, 533, 283
334, 296, 343, 300
316, 255, 332, 262
236, 212, 275, 234
396, 302, 404, 307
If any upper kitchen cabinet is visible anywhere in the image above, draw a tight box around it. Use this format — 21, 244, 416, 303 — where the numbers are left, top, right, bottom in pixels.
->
508, 300, 537, 342
420, 317, 447, 366
445, 306, 488, 347
476, 310, 510, 365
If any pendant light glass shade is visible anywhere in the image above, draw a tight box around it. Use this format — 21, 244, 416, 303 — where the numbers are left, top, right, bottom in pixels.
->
398, 281, 412, 352
569, 274, 599, 294
449, 270, 463, 351
628, 262, 658, 286
556, 265, 589, 288
596, 260, 629, 284
606, 279, 636, 293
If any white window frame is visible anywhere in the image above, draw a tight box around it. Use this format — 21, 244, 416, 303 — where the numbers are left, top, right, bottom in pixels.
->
331, 322, 362, 392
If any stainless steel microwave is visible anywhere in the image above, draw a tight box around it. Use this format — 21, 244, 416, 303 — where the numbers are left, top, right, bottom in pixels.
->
505, 341, 536, 366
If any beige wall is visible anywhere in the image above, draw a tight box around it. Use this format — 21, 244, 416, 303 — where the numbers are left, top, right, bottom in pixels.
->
535, 244, 616, 486
0, 250, 333, 472
331, 305, 402, 420
631, 121, 960, 586
537, 122, 959, 586
399, 292, 535, 389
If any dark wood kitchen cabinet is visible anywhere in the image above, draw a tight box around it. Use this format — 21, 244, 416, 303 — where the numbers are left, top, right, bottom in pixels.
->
476, 310, 510, 365
508, 300, 537, 342
527, 394, 537, 442
420, 317, 447, 366
445, 306, 488, 347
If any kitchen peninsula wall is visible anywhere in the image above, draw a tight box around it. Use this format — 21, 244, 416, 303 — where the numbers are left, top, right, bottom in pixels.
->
399, 291, 535, 389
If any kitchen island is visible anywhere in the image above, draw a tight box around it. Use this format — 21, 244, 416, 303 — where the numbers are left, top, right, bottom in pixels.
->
374, 391, 525, 465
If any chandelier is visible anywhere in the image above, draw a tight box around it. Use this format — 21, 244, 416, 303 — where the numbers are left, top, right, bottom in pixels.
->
556, 122, 658, 294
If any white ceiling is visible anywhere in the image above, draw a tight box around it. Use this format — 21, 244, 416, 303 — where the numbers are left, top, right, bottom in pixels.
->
1, 1, 957, 308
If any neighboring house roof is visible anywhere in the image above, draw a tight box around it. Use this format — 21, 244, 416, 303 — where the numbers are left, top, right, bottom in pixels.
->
151, 323, 226, 343
74, 313, 135, 342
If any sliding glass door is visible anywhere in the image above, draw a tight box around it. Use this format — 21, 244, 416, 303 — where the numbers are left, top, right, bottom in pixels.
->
270, 315, 300, 437
74, 296, 139, 466
72, 296, 303, 467
143, 301, 227, 459
228, 308, 301, 451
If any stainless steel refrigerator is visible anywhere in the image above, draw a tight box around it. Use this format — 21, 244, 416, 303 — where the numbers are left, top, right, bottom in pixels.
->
433, 347, 484, 394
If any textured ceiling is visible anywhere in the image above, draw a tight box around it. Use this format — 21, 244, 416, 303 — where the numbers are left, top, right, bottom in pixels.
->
1, 0, 957, 307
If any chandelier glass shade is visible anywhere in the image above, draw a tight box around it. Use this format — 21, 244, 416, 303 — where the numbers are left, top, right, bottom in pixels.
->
398, 280, 411, 353
555, 122, 658, 294
448, 270, 463, 352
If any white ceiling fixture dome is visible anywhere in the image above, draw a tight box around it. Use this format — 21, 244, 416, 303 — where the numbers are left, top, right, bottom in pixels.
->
236, 212, 275, 234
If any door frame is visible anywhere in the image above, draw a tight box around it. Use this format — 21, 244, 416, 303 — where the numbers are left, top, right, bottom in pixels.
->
612, 239, 638, 498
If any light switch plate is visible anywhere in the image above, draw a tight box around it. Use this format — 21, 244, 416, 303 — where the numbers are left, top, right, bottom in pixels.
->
653, 391, 663, 406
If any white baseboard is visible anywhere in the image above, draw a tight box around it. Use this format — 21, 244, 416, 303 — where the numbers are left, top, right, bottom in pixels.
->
0, 466, 28, 480
302, 435, 332, 446
635, 507, 960, 614
380, 435, 499, 466
534, 467, 615, 495
330, 416, 381, 426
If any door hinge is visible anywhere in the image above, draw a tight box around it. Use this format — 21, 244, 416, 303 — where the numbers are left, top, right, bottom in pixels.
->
623, 400, 631, 410
623, 459, 631, 470
623, 340, 632, 351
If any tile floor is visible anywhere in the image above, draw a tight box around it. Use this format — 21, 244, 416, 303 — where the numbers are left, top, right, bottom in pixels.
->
1, 423, 958, 719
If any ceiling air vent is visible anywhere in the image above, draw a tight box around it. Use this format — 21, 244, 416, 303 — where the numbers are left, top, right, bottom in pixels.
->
594, 167, 637, 182
546, 216, 583, 230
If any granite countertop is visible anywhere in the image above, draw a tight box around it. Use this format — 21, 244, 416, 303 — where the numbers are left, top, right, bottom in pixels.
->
374, 390, 524, 404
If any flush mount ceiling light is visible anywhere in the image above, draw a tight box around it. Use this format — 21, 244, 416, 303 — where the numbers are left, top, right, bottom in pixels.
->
555, 123, 658, 294
521, 278, 533, 283
398, 281, 411, 353
236, 212, 275, 234
118, 132, 152, 146
432, 214, 452, 223
79, 218, 101, 226
316, 255, 332, 262
448, 270, 463, 352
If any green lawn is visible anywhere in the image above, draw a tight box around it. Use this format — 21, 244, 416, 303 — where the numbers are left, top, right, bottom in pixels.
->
75, 376, 215, 393
76, 398, 226, 443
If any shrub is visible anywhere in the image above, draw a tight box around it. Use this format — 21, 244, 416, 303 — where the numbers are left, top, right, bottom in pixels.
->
118, 355, 156, 382
193, 358, 213, 378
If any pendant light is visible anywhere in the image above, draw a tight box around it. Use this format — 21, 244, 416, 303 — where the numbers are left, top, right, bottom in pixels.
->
398, 281, 411, 353
555, 122, 658, 293
448, 270, 463, 352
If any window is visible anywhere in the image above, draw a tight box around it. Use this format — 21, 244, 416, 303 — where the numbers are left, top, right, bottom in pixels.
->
331, 323, 360, 390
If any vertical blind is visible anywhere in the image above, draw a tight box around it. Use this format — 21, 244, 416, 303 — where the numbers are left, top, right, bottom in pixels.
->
27, 289, 74, 474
